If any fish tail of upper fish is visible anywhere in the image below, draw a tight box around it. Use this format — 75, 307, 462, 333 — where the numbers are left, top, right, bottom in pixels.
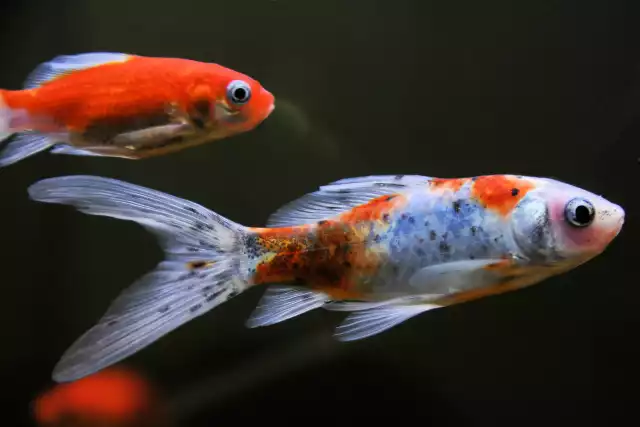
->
28, 174, 256, 383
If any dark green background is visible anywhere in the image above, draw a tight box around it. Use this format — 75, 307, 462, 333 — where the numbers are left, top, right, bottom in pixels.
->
0, 0, 637, 425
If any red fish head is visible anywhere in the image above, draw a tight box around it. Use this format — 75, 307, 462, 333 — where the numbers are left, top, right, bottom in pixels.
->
509, 177, 625, 267
205, 67, 275, 137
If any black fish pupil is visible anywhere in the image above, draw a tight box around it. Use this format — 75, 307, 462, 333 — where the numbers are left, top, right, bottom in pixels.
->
233, 88, 247, 101
574, 205, 591, 224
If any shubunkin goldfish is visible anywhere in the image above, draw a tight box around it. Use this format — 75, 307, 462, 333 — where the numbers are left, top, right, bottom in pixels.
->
28, 174, 624, 382
0, 52, 275, 167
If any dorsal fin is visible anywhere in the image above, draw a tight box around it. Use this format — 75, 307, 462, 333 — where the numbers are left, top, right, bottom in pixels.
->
23, 52, 132, 89
266, 174, 431, 227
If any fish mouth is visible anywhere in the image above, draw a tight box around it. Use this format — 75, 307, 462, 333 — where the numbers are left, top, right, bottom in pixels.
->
612, 204, 625, 237
613, 215, 625, 238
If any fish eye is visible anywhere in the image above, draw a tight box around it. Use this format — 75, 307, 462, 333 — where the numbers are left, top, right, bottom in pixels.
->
226, 80, 251, 105
564, 197, 595, 228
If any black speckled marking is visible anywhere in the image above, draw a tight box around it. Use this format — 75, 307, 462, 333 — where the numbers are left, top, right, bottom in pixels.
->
191, 221, 214, 232
511, 188, 519, 196
206, 288, 227, 302
429, 230, 437, 240
189, 261, 208, 269
159, 305, 170, 313
530, 207, 550, 245
452, 200, 461, 214
189, 303, 202, 313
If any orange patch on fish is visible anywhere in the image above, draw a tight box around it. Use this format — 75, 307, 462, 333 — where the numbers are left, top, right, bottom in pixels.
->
470, 175, 535, 216
251, 219, 383, 296
482, 258, 512, 270
338, 193, 406, 223
429, 178, 470, 192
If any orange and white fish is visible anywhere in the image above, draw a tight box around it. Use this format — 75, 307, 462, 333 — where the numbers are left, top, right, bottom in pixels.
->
28, 174, 624, 382
0, 52, 275, 167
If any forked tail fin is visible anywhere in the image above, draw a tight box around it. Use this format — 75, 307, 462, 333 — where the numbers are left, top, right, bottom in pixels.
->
28, 175, 251, 382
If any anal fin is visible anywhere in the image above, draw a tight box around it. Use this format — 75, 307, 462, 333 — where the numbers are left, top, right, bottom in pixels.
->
245, 285, 330, 328
408, 258, 512, 294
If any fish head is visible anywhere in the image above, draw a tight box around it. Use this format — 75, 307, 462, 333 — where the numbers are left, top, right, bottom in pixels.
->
209, 71, 275, 137
509, 177, 624, 269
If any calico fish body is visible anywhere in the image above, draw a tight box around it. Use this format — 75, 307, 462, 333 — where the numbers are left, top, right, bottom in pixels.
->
0, 52, 275, 167
27, 174, 624, 382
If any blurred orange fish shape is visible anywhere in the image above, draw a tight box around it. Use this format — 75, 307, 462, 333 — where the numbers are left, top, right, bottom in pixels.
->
33, 366, 169, 427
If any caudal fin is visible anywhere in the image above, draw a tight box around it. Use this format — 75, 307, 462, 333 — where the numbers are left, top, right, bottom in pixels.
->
28, 175, 250, 383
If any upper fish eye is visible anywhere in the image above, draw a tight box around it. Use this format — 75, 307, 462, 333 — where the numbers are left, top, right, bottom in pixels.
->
226, 80, 251, 105
564, 197, 595, 228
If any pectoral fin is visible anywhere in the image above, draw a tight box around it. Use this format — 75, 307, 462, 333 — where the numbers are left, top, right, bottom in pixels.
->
408, 258, 512, 294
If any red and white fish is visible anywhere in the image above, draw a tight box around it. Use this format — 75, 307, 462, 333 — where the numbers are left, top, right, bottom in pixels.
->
0, 52, 275, 167
28, 173, 624, 382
